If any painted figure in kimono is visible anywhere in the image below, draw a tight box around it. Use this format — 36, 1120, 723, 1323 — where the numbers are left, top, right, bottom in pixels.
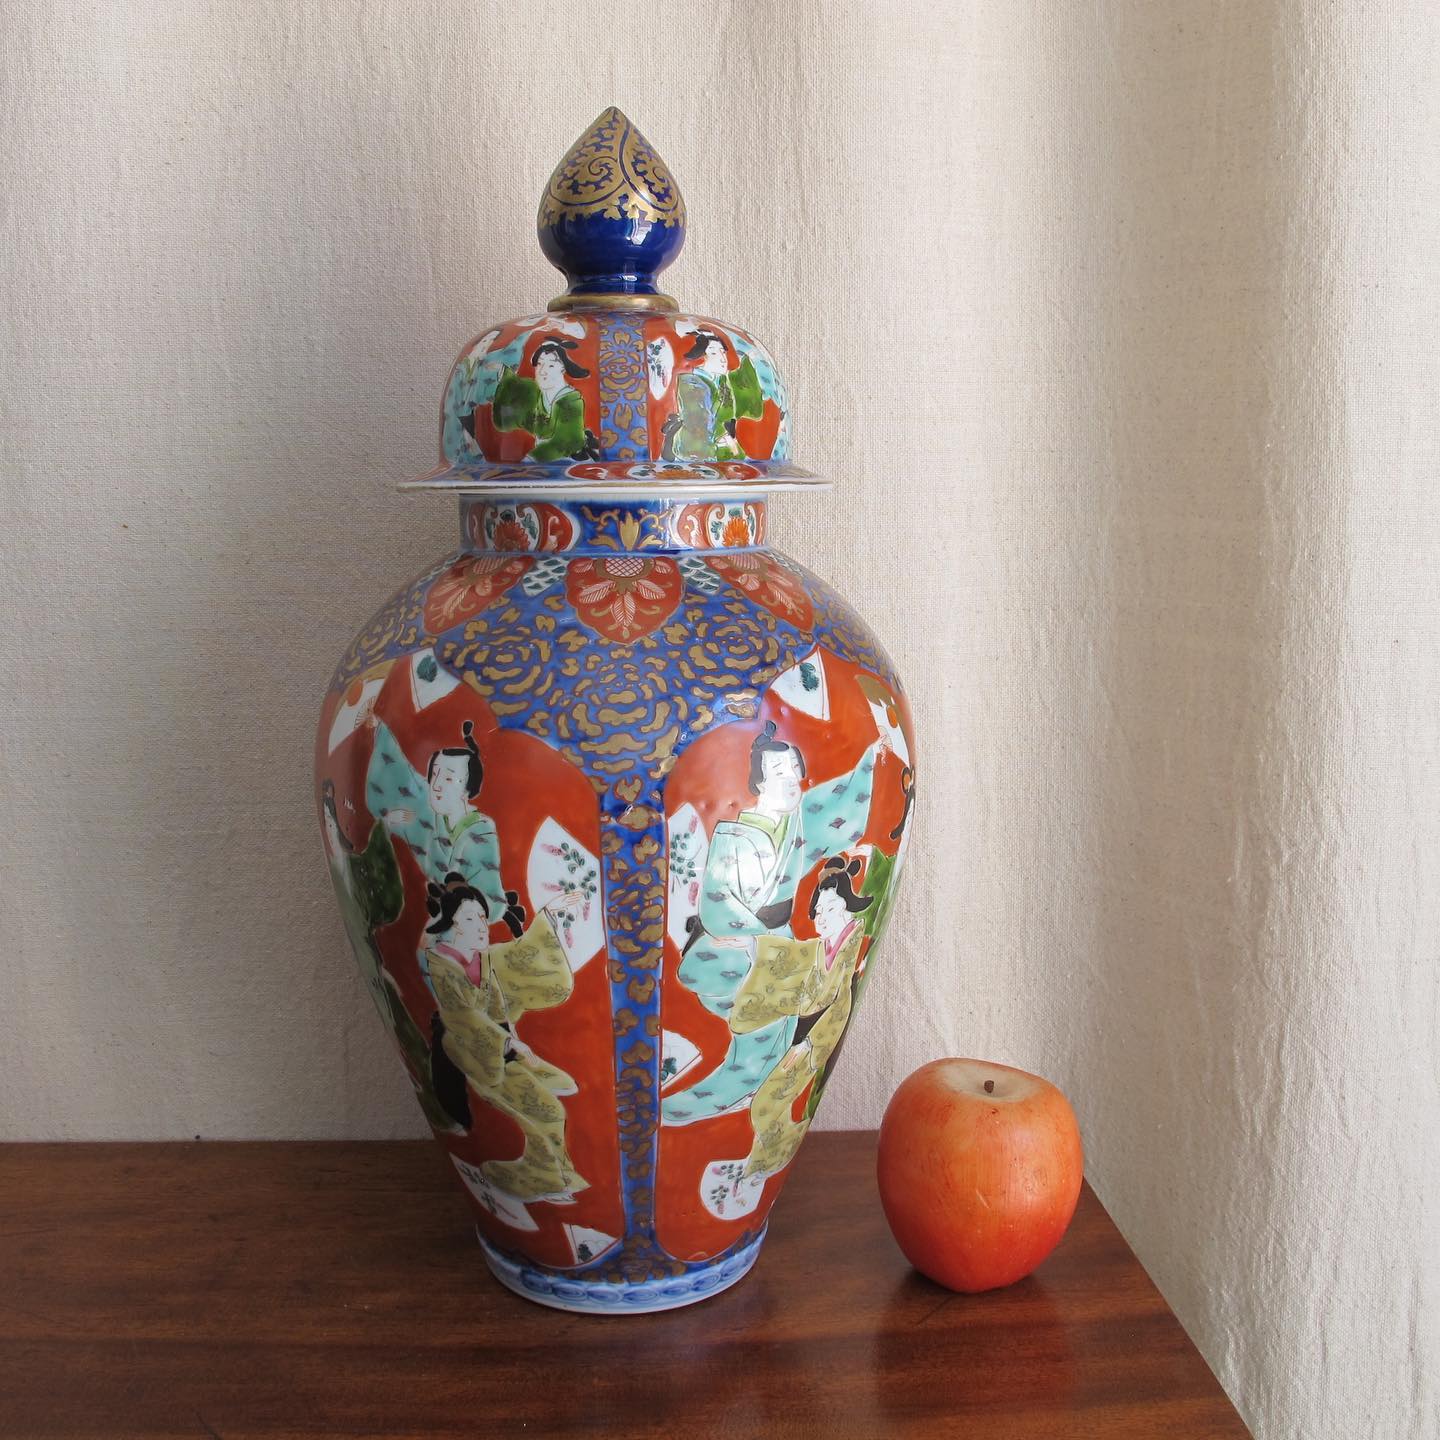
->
424, 873, 589, 1202
365, 718, 527, 958
365, 718, 531, 1130
321, 781, 458, 1131
704, 858, 873, 1216
492, 337, 601, 462
660, 330, 765, 461
661, 719, 888, 1125
798, 768, 915, 1125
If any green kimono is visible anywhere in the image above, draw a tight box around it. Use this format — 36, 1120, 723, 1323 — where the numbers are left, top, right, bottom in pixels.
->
492, 369, 589, 461
330, 818, 404, 1009
664, 356, 764, 460
661, 741, 881, 1126
853, 844, 901, 1008
328, 823, 452, 1131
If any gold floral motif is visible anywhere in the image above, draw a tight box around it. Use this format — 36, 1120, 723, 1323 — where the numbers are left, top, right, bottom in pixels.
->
538, 107, 685, 229
578, 504, 676, 552
331, 555, 452, 688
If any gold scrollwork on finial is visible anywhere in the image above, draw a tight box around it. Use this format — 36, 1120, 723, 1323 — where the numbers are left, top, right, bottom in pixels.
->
539, 107, 686, 229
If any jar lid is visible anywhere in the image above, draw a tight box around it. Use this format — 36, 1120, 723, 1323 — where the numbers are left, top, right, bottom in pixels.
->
402, 107, 825, 498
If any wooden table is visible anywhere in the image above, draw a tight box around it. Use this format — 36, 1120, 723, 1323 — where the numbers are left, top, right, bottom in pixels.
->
0, 1132, 1247, 1438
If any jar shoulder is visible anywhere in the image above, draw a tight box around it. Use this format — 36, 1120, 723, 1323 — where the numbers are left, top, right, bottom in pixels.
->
322, 543, 906, 745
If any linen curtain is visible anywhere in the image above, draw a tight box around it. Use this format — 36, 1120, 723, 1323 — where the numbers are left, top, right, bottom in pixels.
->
4, 3, 1436, 1435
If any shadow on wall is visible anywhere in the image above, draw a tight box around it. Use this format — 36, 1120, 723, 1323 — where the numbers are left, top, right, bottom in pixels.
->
1068, 7, 1343, 1435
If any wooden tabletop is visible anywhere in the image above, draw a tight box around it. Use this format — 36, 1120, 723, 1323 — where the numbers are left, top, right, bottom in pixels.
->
0, 1132, 1247, 1439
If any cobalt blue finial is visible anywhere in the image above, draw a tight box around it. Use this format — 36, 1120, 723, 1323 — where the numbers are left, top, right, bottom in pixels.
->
539, 107, 686, 311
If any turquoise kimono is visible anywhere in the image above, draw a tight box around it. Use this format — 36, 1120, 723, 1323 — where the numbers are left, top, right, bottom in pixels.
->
664, 356, 765, 461
492, 370, 589, 461
661, 742, 880, 1125
365, 722, 510, 987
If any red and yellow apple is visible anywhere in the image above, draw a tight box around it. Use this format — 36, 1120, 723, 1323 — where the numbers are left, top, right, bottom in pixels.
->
877, 1058, 1084, 1292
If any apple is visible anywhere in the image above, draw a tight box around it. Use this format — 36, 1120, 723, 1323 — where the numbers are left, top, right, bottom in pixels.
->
877, 1058, 1084, 1292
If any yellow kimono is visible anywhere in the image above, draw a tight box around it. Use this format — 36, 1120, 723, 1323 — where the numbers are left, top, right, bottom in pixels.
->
731, 922, 866, 1180
426, 913, 589, 1202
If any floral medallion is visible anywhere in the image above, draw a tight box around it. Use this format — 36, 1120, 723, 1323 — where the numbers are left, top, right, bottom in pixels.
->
565, 556, 684, 641
423, 555, 534, 633
467, 502, 578, 554
705, 553, 815, 630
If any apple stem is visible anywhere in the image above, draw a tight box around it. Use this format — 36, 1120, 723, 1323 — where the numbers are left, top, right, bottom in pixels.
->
984, 1079, 995, 1094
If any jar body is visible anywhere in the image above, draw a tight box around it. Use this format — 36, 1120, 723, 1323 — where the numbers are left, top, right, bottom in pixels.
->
315, 495, 915, 1312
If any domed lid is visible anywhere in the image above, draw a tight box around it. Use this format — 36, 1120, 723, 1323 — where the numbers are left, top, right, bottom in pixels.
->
403, 107, 824, 498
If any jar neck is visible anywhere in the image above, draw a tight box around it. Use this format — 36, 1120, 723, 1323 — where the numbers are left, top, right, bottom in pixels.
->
459, 496, 768, 555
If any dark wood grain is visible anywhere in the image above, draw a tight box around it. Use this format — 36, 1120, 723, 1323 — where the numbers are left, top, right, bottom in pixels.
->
0, 1133, 1248, 1439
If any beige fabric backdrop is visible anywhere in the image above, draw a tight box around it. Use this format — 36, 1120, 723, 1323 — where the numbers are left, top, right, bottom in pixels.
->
3, 2, 1438, 1436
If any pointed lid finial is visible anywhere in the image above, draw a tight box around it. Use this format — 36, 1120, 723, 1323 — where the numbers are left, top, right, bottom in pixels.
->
537, 107, 686, 312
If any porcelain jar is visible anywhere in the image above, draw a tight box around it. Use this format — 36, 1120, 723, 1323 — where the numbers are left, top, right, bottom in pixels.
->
315, 108, 915, 1313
